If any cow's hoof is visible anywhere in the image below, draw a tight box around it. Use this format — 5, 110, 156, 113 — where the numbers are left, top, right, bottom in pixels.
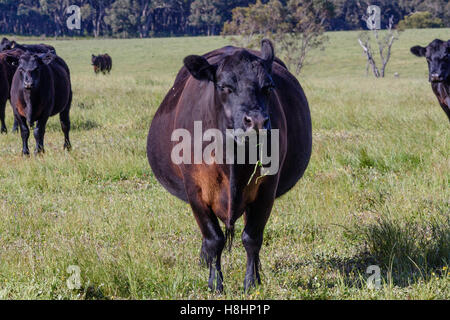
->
34, 149, 45, 156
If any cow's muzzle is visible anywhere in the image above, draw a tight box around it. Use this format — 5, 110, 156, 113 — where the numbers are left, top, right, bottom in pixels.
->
430, 73, 444, 82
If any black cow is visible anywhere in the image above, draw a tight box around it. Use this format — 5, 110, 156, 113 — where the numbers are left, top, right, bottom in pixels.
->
9, 52, 72, 155
411, 39, 450, 121
0, 37, 56, 54
91, 54, 112, 74
0, 49, 24, 133
147, 40, 312, 292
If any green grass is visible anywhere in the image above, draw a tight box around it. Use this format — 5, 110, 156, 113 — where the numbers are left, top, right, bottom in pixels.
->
0, 30, 448, 300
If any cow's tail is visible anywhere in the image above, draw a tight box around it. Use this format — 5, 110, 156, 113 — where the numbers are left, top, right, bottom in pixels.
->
225, 223, 235, 253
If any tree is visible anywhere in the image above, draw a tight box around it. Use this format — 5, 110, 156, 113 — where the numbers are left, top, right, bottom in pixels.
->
86, 0, 114, 37
39, 0, 73, 37
277, 0, 334, 74
398, 11, 444, 29
223, 0, 333, 74
105, 0, 139, 37
358, 15, 400, 78
222, 0, 283, 47
188, 0, 221, 35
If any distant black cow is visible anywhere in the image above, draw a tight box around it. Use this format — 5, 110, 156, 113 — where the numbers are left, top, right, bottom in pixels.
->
147, 40, 312, 291
0, 37, 56, 54
411, 39, 450, 121
91, 54, 112, 74
0, 49, 24, 134
8, 52, 72, 155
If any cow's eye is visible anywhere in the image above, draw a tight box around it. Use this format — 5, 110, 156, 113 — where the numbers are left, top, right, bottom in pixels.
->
262, 85, 274, 95
218, 84, 234, 94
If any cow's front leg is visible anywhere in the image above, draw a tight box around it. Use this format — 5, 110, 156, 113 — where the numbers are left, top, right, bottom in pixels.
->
185, 181, 226, 293
242, 189, 275, 292
17, 116, 30, 155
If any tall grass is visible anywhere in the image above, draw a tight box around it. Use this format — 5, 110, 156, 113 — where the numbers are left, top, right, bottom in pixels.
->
0, 29, 448, 299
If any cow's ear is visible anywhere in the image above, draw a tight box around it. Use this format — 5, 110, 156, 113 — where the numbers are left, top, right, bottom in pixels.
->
5, 55, 19, 67
261, 39, 275, 68
184, 55, 217, 82
39, 52, 55, 65
410, 46, 426, 57
1, 37, 8, 44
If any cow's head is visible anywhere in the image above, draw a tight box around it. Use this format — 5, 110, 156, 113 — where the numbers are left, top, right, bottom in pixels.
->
411, 39, 450, 83
184, 40, 275, 134
15, 52, 55, 90
0, 38, 15, 51
92, 54, 101, 72
2, 49, 23, 77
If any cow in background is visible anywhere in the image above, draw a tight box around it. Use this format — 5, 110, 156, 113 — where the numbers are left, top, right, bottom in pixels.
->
0, 48, 24, 133
9, 51, 72, 155
0, 37, 55, 54
92, 54, 112, 74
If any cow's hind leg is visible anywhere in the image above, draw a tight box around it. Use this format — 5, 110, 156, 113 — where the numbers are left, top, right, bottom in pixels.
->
60, 106, 71, 151
33, 117, 48, 154
12, 118, 18, 133
186, 185, 225, 292
0, 101, 6, 134
242, 193, 274, 292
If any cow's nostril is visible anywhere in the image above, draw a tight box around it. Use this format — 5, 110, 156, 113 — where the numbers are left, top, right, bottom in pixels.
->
244, 116, 253, 127
431, 73, 441, 79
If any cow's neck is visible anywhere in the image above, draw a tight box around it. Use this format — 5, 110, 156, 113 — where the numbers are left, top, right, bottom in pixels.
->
227, 155, 266, 226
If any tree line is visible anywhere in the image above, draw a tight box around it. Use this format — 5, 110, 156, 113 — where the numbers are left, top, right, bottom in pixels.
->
0, 0, 448, 38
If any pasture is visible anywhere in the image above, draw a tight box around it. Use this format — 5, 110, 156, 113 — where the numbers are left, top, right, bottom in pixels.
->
0, 29, 448, 300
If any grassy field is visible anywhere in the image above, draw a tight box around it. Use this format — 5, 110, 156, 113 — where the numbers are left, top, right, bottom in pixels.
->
0, 29, 448, 300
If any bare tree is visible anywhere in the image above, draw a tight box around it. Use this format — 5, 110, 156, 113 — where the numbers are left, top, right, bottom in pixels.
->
222, 0, 333, 75
276, 0, 332, 75
358, 15, 400, 78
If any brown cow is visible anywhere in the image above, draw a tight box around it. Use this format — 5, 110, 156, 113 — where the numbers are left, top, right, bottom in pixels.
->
9, 51, 72, 155
147, 40, 312, 292
0, 49, 23, 133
